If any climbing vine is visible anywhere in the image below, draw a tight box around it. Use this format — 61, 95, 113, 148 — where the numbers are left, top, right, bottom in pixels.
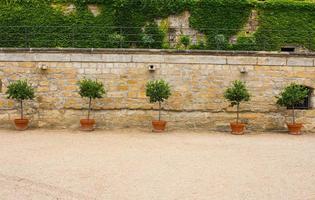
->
0, 0, 314, 51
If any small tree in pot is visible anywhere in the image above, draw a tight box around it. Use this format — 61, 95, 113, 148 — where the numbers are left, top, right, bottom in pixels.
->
6, 80, 35, 130
276, 83, 309, 135
146, 79, 171, 132
78, 78, 106, 131
224, 80, 250, 135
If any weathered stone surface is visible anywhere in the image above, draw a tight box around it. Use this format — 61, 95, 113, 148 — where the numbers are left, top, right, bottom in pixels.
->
35, 53, 71, 62
287, 58, 314, 67
87, 4, 101, 17
0, 51, 314, 132
0, 53, 35, 61
155, 11, 206, 47
227, 56, 257, 65
132, 55, 164, 63
257, 57, 287, 66
102, 54, 132, 62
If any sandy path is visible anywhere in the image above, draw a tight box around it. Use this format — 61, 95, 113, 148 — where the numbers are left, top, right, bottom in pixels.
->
0, 129, 314, 200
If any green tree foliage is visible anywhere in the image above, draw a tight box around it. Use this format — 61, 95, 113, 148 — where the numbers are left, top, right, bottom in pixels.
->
146, 79, 171, 120
78, 78, 106, 119
224, 80, 250, 124
6, 80, 35, 119
276, 83, 309, 124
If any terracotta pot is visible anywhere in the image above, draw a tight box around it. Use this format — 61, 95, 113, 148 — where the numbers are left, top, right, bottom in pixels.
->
287, 123, 303, 135
14, 119, 29, 131
230, 123, 246, 135
80, 119, 96, 131
152, 120, 167, 132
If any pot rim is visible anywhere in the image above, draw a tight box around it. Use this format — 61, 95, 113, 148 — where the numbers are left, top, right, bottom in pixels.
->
80, 119, 96, 122
287, 123, 303, 126
152, 120, 167, 123
14, 118, 29, 122
230, 122, 246, 126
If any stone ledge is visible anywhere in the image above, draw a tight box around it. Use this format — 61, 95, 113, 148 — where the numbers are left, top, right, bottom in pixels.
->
0, 48, 315, 58
227, 56, 257, 65
0, 48, 313, 66
287, 57, 314, 66
257, 57, 287, 66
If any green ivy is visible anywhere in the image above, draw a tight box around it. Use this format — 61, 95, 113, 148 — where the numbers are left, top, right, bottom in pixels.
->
189, 0, 252, 49
0, 0, 314, 51
255, 1, 315, 51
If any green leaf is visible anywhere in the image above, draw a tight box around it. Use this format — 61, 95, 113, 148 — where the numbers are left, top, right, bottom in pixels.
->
276, 83, 309, 107
77, 78, 106, 99
224, 80, 250, 107
6, 80, 35, 101
145, 79, 171, 103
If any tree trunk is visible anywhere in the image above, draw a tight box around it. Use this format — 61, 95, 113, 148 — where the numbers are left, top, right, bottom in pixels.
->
236, 103, 240, 124
159, 101, 161, 121
292, 106, 295, 124
88, 97, 92, 120
20, 100, 23, 119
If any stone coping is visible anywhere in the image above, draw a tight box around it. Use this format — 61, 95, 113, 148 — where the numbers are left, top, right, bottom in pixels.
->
0, 48, 315, 58
0, 48, 314, 66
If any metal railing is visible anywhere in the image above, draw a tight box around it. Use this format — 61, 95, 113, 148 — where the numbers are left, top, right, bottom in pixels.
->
0, 26, 314, 51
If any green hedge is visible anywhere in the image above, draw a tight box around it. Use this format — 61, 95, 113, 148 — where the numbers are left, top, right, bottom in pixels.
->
0, 0, 314, 51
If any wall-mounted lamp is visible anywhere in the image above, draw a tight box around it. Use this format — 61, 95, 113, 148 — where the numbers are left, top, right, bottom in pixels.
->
240, 67, 247, 74
38, 64, 48, 71
148, 65, 156, 72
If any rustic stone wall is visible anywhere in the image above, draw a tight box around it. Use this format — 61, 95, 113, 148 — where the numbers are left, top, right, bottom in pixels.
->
0, 49, 314, 132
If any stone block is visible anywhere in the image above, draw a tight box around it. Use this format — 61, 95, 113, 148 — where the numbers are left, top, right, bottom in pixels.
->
35, 53, 70, 62
102, 54, 132, 62
227, 56, 257, 65
287, 58, 314, 67
0, 53, 35, 61
132, 55, 164, 63
257, 57, 287, 66
165, 55, 226, 64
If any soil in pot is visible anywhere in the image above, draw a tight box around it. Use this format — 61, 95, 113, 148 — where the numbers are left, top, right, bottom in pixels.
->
287, 123, 303, 135
80, 119, 96, 131
14, 119, 29, 131
152, 120, 167, 132
230, 123, 246, 135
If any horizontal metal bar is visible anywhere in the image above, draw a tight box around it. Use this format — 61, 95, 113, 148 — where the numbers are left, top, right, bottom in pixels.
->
0, 26, 313, 32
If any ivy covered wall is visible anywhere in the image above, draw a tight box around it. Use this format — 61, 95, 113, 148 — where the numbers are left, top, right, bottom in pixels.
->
0, 0, 314, 51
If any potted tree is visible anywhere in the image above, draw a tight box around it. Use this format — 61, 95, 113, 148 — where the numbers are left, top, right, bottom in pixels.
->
276, 83, 309, 135
224, 80, 250, 135
78, 78, 106, 131
6, 80, 35, 130
146, 79, 171, 132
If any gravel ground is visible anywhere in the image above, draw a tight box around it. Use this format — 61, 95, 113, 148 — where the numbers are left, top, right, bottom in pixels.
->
0, 129, 314, 200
